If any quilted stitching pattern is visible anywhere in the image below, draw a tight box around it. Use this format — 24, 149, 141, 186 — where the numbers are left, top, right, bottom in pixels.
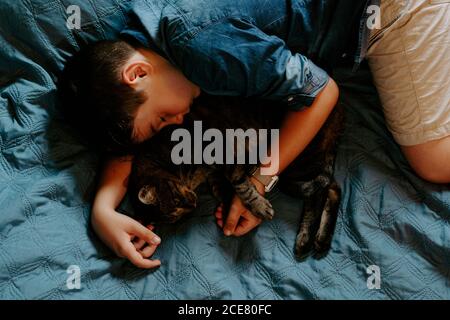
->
0, 0, 449, 300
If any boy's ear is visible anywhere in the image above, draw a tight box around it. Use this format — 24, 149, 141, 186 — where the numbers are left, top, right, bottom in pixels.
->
122, 61, 153, 86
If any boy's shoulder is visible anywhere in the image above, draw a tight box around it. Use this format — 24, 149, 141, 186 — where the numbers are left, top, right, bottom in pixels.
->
127, 0, 287, 42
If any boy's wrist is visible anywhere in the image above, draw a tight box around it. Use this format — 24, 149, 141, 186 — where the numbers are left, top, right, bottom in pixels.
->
91, 205, 117, 222
250, 176, 266, 196
251, 167, 278, 193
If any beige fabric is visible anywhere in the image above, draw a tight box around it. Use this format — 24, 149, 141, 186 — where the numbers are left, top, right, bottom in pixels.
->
366, 0, 450, 146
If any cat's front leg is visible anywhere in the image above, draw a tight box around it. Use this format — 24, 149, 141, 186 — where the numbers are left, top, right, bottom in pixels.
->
225, 165, 275, 220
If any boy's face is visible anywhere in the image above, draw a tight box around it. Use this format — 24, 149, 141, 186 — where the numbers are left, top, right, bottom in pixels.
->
122, 48, 201, 144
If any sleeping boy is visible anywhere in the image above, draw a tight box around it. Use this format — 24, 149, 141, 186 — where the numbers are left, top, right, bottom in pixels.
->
58, 0, 449, 268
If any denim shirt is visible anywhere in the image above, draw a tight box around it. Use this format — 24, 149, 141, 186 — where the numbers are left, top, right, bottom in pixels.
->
121, 0, 377, 111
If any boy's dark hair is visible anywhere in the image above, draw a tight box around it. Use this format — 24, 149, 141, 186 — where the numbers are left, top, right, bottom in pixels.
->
57, 40, 147, 156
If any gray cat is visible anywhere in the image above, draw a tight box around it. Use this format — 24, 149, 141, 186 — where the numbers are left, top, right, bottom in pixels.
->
129, 93, 344, 258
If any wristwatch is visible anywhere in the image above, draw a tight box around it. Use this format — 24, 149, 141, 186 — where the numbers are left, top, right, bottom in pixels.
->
251, 167, 279, 193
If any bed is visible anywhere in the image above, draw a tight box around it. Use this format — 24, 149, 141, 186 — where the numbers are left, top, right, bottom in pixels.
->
0, 0, 449, 300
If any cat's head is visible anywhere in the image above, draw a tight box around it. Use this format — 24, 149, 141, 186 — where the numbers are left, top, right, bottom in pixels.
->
132, 167, 198, 224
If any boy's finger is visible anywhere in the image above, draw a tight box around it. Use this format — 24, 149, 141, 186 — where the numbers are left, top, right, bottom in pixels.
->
224, 203, 242, 236
140, 245, 157, 258
119, 241, 161, 269
234, 220, 256, 237
133, 238, 146, 250
131, 222, 161, 245
146, 225, 155, 231
234, 213, 262, 236
127, 249, 161, 269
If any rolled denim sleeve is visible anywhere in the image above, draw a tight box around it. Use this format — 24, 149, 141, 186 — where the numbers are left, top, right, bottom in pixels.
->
170, 17, 329, 110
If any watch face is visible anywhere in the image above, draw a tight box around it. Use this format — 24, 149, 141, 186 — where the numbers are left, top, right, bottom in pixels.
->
265, 176, 279, 192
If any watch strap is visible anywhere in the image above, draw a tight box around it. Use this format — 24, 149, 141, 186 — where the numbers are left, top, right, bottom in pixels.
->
251, 167, 279, 192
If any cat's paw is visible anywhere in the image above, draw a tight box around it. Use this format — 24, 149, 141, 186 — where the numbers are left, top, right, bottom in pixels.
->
248, 197, 275, 220
294, 230, 313, 260
313, 232, 332, 254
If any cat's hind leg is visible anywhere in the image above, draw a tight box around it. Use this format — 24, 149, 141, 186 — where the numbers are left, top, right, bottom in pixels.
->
294, 180, 340, 259
313, 180, 340, 254
294, 189, 327, 259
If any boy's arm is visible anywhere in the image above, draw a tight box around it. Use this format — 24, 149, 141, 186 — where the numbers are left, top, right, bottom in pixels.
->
271, 77, 339, 175
92, 155, 162, 269
218, 78, 340, 236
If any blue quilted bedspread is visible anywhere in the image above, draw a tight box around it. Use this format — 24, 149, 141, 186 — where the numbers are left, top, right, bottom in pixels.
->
1, 0, 449, 300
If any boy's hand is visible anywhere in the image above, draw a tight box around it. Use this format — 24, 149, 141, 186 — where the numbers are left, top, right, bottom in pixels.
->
91, 209, 162, 269
215, 177, 265, 237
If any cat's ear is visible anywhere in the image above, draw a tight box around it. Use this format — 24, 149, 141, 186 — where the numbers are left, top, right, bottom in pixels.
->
138, 185, 158, 205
